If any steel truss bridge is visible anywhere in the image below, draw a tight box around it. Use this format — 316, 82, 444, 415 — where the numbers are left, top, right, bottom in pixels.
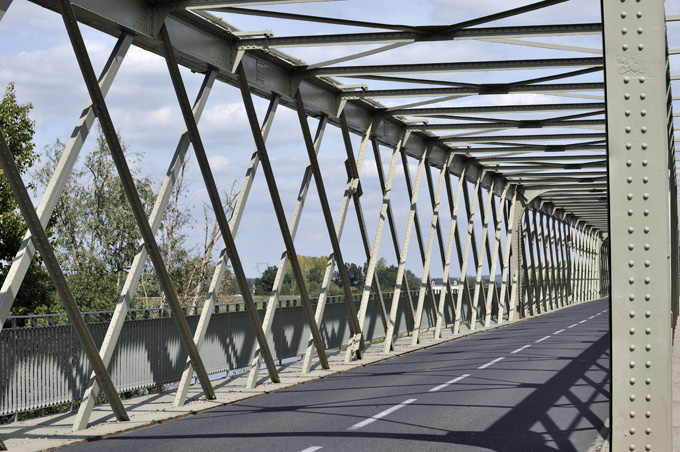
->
0, 0, 677, 450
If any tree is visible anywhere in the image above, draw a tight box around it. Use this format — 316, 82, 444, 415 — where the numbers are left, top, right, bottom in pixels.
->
0, 83, 54, 316
332, 262, 365, 290
254, 265, 278, 295
33, 128, 156, 312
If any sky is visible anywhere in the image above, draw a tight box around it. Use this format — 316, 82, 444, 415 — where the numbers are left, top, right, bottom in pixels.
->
0, 0, 678, 280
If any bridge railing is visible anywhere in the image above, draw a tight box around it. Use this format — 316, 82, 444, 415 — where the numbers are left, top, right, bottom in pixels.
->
1, 289, 464, 418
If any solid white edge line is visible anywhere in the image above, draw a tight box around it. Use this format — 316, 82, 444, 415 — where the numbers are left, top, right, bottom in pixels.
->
429, 374, 470, 392
300, 448, 323, 452
348, 399, 417, 430
554, 329, 565, 335
535, 335, 551, 343
478, 357, 505, 369
579, 320, 587, 324
568, 324, 578, 328
510, 344, 532, 354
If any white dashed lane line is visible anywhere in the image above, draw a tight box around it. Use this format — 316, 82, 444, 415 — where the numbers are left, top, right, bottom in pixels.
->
568, 323, 578, 328
478, 357, 505, 369
554, 329, 565, 335
579, 320, 587, 324
299, 448, 323, 452
348, 399, 417, 430
535, 335, 551, 343
588, 315, 595, 319
429, 374, 470, 393
511, 344, 532, 354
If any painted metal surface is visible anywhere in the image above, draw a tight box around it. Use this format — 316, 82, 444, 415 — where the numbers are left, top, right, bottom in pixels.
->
0, 0, 676, 447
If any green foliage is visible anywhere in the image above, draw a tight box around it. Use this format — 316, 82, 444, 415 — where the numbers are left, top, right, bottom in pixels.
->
0, 83, 54, 316
33, 129, 156, 312
254, 265, 278, 295
253, 256, 423, 298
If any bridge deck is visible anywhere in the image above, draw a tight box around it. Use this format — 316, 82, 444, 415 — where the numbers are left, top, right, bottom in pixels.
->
0, 298, 636, 451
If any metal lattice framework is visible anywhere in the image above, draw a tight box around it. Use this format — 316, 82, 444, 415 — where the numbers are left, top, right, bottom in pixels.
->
0, 0, 677, 450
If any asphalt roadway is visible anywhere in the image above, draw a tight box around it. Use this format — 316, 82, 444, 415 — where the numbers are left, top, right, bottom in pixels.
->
67, 298, 610, 452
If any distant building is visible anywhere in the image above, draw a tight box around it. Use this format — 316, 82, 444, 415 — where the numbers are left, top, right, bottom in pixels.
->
430, 277, 461, 288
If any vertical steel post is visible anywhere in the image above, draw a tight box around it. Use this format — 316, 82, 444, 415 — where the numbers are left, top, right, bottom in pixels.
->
602, 0, 676, 436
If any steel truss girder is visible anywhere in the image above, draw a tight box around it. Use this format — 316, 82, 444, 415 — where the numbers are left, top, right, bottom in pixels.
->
182, 93, 280, 399
411, 153, 453, 345
0, 120, 130, 424
294, 90, 366, 362
78, 43, 213, 429
235, 63, 330, 370
236, 24, 603, 48
417, 119, 605, 131
341, 82, 605, 100
380, 145, 431, 354
0, 31, 133, 333
387, 102, 605, 117
264, 113, 328, 381
443, 132, 606, 143
307, 57, 603, 78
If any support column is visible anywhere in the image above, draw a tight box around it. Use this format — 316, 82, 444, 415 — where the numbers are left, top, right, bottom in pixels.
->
602, 0, 674, 446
